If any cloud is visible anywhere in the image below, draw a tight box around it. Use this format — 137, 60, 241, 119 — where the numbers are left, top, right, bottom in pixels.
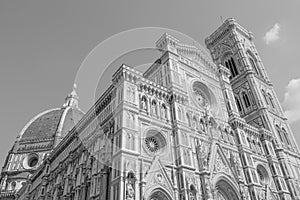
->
283, 78, 300, 123
263, 23, 281, 44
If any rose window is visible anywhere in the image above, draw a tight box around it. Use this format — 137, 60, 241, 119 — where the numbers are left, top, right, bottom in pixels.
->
193, 87, 209, 107
145, 137, 159, 153
256, 165, 269, 185
190, 81, 218, 112
144, 129, 167, 155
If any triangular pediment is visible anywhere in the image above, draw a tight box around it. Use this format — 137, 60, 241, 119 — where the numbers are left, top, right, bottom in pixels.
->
257, 186, 279, 200
209, 144, 239, 183
144, 157, 174, 199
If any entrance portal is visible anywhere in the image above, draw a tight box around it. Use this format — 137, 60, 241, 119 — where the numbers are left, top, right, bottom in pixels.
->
149, 189, 171, 200
215, 179, 239, 200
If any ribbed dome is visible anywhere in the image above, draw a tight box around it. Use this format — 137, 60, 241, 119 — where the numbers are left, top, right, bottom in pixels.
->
19, 107, 84, 141
20, 108, 63, 140
18, 84, 84, 142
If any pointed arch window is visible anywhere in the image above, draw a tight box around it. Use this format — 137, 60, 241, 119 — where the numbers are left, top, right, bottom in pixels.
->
126, 133, 135, 151
275, 125, 285, 144
186, 113, 191, 127
262, 90, 269, 106
177, 107, 182, 121
224, 57, 239, 79
235, 96, 242, 112
242, 91, 251, 108
249, 56, 260, 75
192, 116, 198, 130
282, 128, 291, 146
267, 93, 276, 109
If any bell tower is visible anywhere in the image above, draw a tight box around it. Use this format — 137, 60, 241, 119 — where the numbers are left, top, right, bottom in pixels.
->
206, 18, 300, 200
205, 18, 298, 153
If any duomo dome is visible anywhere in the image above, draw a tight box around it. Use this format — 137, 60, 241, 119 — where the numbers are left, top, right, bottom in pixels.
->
0, 85, 84, 193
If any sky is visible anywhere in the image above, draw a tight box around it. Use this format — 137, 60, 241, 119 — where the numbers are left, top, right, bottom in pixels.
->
0, 0, 300, 167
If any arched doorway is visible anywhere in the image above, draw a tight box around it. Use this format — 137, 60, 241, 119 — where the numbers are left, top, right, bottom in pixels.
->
215, 179, 239, 200
148, 189, 171, 200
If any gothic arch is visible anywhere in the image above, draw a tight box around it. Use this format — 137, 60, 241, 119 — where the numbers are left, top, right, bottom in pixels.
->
221, 52, 239, 78
147, 188, 172, 200
220, 51, 234, 64
234, 95, 242, 112
212, 175, 240, 200
246, 50, 262, 76
240, 90, 251, 109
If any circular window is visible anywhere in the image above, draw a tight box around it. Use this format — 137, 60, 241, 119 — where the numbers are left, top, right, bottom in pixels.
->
11, 181, 16, 190
28, 156, 38, 167
256, 165, 269, 185
144, 129, 167, 155
193, 86, 209, 107
145, 137, 160, 153
23, 153, 39, 169
190, 80, 217, 111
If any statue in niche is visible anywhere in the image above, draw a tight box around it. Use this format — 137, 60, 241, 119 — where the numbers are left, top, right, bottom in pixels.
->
127, 86, 135, 103
126, 183, 135, 200
141, 96, 147, 111
258, 189, 266, 200
126, 172, 135, 200
230, 152, 241, 177
196, 142, 210, 170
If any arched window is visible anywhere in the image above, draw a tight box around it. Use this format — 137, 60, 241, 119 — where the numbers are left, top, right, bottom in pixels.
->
186, 113, 191, 127
199, 118, 205, 132
11, 181, 16, 191
224, 57, 239, 79
126, 133, 135, 151
282, 128, 291, 146
184, 150, 191, 165
248, 54, 261, 76
267, 93, 275, 109
181, 132, 188, 145
242, 91, 251, 108
235, 96, 242, 112
177, 107, 182, 121
262, 90, 269, 106
193, 117, 198, 130
275, 125, 284, 144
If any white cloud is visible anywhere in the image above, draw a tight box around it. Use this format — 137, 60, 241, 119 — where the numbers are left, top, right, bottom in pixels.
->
283, 78, 300, 123
263, 23, 281, 44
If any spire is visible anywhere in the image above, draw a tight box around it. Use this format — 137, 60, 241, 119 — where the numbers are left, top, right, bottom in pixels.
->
63, 83, 79, 108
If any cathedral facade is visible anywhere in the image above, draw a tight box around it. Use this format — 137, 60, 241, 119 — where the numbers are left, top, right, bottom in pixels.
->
1, 18, 300, 200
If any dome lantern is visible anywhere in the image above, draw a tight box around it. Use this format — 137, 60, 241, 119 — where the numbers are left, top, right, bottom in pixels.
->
63, 83, 79, 109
